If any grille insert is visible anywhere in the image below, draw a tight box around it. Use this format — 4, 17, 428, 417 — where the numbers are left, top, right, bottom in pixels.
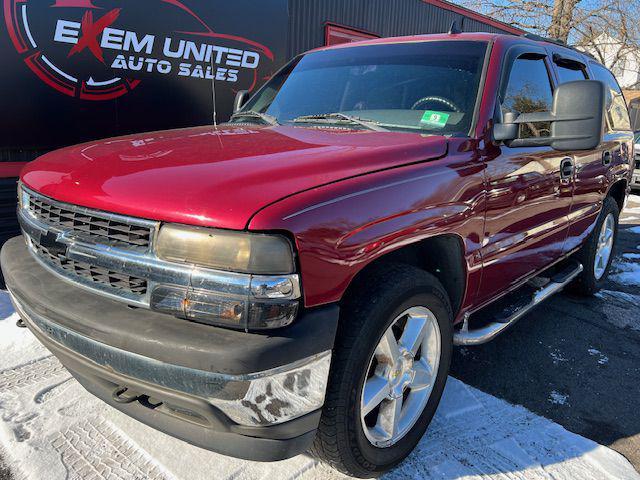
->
28, 196, 152, 250
35, 243, 148, 295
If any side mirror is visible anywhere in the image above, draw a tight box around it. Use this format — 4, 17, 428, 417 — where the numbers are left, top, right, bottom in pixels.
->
494, 80, 605, 151
233, 90, 249, 113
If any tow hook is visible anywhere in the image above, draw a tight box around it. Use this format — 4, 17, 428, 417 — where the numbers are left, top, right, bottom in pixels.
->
16, 318, 26, 328
111, 386, 143, 404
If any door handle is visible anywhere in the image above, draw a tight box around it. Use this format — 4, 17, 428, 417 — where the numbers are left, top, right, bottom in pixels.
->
602, 151, 612, 166
560, 157, 574, 181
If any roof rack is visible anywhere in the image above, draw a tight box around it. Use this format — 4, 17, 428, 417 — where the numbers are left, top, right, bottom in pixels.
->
521, 32, 596, 60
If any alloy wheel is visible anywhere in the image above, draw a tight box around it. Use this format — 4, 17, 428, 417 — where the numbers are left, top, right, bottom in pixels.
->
360, 306, 441, 448
594, 213, 615, 280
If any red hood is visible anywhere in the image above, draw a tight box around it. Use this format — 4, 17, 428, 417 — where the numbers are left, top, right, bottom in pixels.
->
22, 125, 447, 230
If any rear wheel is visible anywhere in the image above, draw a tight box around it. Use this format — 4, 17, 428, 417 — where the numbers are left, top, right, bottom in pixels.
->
311, 264, 452, 477
570, 196, 619, 295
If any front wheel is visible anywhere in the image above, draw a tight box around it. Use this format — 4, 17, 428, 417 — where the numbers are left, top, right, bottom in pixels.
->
311, 264, 452, 477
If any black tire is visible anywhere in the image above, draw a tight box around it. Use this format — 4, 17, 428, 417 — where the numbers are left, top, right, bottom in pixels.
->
311, 263, 453, 478
569, 196, 619, 296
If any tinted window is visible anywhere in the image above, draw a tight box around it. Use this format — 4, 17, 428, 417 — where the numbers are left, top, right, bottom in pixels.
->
502, 57, 554, 138
240, 41, 488, 135
590, 63, 631, 131
556, 65, 588, 83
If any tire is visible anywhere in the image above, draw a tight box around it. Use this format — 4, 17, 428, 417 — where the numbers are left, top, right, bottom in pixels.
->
311, 263, 453, 477
569, 196, 619, 296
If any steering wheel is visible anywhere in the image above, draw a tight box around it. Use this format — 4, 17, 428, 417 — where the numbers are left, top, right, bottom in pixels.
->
411, 96, 461, 112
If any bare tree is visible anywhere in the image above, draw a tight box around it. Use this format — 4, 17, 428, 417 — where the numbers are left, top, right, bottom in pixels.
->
548, 0, 580, 42
460, 0, 640, 74
572, 4, 640, 75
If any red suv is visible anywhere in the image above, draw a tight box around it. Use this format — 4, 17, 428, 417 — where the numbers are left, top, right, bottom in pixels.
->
1, 32, 634, 477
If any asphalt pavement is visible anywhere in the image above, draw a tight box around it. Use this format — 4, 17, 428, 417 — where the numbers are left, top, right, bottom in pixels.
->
451, 194, 640, 471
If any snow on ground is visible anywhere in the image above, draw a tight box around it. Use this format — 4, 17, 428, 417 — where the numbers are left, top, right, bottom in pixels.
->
610, 258, 640, 287
0, 293, 638, 480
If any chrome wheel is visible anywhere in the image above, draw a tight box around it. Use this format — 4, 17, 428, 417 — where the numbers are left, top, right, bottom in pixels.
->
360, 306, 441, 448
594, 213, 615, 280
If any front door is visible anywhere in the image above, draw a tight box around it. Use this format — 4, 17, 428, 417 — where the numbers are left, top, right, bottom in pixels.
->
477, 50, 573, 304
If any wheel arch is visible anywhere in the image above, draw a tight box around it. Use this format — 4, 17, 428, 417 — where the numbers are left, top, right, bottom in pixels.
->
340, 234, 467, 319
607, 178, 627, 213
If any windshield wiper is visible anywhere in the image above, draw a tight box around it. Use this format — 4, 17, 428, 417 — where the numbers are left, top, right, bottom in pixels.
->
292, 113, 388, 132
229, 110, 279, 126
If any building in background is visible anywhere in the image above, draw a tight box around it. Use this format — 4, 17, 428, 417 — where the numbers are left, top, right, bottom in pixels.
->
581, 33, 640, 90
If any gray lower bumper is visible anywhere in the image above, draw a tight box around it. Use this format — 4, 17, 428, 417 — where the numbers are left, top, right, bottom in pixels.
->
1, 236, 340, 461
11, 292, 331, 427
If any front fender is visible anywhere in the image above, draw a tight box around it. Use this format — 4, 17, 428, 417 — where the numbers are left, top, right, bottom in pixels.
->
248, 148, 486, 310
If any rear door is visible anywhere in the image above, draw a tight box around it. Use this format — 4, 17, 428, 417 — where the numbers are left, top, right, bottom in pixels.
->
563, 61, 633, 253
478, 46, 574, 304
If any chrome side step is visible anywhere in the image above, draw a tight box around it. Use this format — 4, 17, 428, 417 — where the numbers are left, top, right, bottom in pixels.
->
454, 262, 584, 346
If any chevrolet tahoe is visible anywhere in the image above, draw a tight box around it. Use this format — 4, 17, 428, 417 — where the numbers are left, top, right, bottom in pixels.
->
1, 32, 634, 477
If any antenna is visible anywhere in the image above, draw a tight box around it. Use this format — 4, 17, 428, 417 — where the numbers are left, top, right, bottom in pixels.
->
448, 20, 462, 34
210, 55, 217, 127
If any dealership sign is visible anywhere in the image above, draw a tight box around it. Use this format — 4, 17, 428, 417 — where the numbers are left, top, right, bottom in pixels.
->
4, 0, 275, 100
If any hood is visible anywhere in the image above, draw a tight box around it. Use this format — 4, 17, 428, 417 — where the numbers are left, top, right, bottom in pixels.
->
22, 125, 447, 230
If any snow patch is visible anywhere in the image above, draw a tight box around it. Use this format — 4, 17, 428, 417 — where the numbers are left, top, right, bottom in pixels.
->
548, 391, 570, 406
610, 255, 640, 287
588, 348, 610, 365
549, 349, 569, 365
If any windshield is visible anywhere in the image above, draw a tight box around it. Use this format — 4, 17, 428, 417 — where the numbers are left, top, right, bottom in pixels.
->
235, 41, 488, 135
635, 131, 640, 144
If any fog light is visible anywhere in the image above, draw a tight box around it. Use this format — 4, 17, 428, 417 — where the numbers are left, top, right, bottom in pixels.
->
248, 300, 299, 329
150, 284, 299, 330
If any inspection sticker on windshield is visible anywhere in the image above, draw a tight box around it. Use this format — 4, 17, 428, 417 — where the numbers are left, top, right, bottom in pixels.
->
420, 110, 449, 128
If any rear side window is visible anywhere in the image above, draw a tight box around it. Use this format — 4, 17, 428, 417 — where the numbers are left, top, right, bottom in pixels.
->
590, 63, 631, 132
502, 56, 554, 138
556, 64, 588, 83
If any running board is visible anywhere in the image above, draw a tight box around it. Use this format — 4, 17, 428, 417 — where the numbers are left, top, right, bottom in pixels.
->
454, 261, 583, 346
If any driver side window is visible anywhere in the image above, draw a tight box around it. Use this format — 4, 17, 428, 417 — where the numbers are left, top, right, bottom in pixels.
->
502, 56, 554, 139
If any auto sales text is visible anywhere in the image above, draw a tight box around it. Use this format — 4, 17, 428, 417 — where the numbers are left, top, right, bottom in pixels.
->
54, 20, 261, 82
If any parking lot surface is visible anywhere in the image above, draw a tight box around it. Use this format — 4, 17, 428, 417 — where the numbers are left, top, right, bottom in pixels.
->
452, 194, 640, 472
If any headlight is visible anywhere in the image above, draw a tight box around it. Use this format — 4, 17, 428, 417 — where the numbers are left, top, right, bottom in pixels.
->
156, 224, 295, 274
152, 224, 301, 330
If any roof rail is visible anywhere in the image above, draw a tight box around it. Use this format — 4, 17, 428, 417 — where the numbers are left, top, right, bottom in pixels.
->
522, 32, 566, 46
521, 32, 596, 61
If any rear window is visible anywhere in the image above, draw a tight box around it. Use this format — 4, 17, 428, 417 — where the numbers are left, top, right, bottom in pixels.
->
590, 63, 631, 132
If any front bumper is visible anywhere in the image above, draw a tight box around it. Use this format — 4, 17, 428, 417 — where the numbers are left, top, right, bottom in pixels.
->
1, 236, 340, 461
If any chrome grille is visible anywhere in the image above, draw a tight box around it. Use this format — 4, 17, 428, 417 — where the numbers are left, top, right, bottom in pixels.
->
34, 243, 148, 295
27, 194, 152, 251
20, 187, 159, 302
